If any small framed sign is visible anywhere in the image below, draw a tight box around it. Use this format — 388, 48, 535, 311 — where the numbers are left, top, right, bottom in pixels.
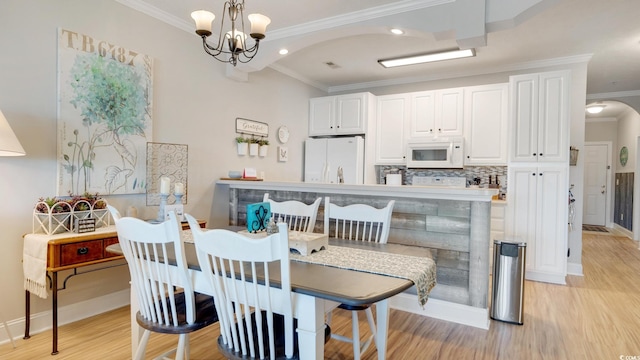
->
278, 146, 288, 162
74, 218, 96, 233
236, 118, 269, 137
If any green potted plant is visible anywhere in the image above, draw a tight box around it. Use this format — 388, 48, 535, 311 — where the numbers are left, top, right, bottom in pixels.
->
258, 139, 269, 157
248, 138, 260, 156
235, 136, 248, 156
34, 197, 73, 234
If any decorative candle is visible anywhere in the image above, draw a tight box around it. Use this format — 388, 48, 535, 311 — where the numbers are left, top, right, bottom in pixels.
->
174, 182, 184, 195
160, 176, 170, 195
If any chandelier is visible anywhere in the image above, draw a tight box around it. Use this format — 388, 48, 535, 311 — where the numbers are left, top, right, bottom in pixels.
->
191, 1, 270, 66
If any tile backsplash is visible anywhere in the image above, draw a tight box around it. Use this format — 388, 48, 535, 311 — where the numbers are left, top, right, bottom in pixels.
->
376, 165, 508, 193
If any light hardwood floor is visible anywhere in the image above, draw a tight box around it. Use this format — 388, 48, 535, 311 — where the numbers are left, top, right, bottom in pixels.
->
2, 230, 640, 359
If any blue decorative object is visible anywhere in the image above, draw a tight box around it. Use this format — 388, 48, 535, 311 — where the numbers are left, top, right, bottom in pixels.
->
247, 202, 271, 233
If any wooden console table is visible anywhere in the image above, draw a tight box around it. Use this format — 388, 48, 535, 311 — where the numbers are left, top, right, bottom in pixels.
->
23, 220, 205, 355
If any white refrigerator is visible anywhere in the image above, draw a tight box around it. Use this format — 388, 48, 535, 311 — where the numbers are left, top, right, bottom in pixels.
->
304, 136, 365, 184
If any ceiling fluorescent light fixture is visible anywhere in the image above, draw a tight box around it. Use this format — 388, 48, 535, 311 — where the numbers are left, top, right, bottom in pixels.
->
378, 48, 475, 68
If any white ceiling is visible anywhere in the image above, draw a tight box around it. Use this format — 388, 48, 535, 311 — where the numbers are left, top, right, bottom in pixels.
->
117, 0, 640, 118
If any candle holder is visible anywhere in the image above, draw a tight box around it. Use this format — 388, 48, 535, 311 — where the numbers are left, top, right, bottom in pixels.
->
156, 193, 169, 222
174, 193, 184, 222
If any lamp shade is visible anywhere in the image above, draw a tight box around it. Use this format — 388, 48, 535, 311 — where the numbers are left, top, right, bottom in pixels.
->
248, 13, 270, 39
0, 109, 25, 156
191, 10, 215, 36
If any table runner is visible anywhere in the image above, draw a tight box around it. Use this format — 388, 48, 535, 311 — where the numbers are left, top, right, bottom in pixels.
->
23, 234, 49, 298
290, 246, 436, 307
184, 230, 437, 306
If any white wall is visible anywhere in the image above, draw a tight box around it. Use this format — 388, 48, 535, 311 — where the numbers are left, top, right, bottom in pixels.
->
616, 109, 640, 173
0, 0, 322, 335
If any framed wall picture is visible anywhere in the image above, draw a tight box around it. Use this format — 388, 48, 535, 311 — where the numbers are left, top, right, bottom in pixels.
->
278, 146, 288, 162
57, 28, 153, 195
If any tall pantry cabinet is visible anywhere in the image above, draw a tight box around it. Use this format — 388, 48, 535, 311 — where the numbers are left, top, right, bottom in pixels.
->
506, 70, 570, 284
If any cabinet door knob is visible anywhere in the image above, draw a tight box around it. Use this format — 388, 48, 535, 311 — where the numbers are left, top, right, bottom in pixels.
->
467, 155, 470, 159
533, 153, 537, 156
539, 153, 543, 156
539, 173, 543, 176
77, 247, 89, 255
532, 173, 536, 176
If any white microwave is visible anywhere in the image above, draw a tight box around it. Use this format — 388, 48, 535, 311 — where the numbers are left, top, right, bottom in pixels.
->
406, 138, 464, 168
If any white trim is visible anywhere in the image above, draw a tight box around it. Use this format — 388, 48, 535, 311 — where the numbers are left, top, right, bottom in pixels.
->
566, 262, 584, 276
389, 293, 490, 330
613, 223, 633, 238
0, 290, 129, 346
587, 90, 640, 100
114, 0, 193, 33
525, 270, 567, 285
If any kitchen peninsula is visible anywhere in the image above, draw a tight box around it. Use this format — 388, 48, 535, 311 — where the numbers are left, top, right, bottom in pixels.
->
216, 180, 497, 329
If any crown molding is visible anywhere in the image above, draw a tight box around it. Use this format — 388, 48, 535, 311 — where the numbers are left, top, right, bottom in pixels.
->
587, 90, 640, 100
585, 117, 618, 123
116, 0, 452, 40
267, 0, 452, 40
115, 0, 193, 33
328, 54, 593, 93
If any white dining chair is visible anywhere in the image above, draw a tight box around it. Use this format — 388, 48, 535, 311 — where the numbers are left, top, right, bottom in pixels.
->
110, 207, 218, 360
323, 197, 395, 360
186, 213, 330, 359
263, 193, 321, 232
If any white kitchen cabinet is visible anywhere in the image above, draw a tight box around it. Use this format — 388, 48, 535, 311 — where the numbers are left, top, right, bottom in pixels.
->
510, 71, 570, 163
506, 164, 567, 284
464, 83, 508, 165
309, 92, 373, 136
375, 94, 410, 164
409, 88, 463, 139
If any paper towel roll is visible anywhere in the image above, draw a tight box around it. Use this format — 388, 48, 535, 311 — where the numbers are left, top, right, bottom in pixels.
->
386, 174, 402, 186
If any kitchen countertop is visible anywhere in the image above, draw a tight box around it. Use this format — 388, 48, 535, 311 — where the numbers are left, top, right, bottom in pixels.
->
217, 179, 498, 202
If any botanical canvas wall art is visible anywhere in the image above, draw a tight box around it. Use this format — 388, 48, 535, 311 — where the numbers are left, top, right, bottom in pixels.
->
57, 28, 153, 195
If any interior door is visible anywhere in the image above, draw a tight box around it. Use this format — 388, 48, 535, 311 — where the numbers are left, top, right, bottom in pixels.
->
583, 143, 608, 226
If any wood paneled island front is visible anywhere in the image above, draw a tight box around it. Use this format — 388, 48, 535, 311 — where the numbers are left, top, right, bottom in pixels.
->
216, 180, 497, 329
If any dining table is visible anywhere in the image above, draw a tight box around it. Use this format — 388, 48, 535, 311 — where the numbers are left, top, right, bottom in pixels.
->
107, 227, 436, 360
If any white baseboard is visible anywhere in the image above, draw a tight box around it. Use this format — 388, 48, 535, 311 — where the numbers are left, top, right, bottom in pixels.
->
389, 293, 490, 330
525, 270, 567, 285
567, 262, 583, 276
0, 289, 129, 346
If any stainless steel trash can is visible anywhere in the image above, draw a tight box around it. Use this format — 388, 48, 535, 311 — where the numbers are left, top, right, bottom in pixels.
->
490, 239, 526, 325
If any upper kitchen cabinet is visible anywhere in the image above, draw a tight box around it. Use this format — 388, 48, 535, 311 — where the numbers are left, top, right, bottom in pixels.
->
375, 94, 410, 164
309, 92, 374, 136
409, 88, 463, 139
510, 70, 570, 163
464, 83, 508, 165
